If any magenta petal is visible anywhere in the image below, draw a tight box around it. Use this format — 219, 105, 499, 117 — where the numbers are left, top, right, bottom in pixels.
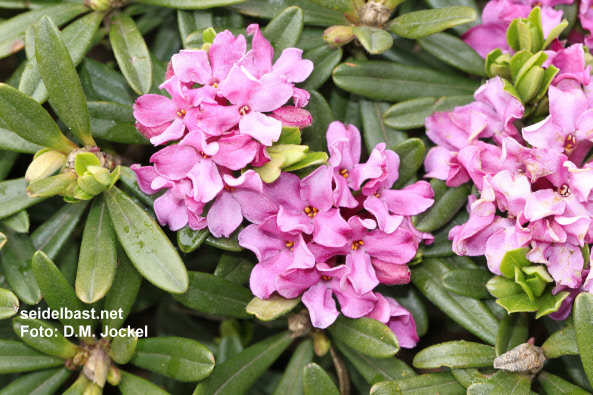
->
239, 111, 282, 146
302, 282, 339, 329
385, 297, 419, 349
380, 182, 434, 216
326, 121, 361, 169
276, 206, 313, 235
150, 117, 186, 146
249, 249, 292, 299
154, 190, 189, 231
485, 226, 520, 275
546, 244, 584, 288
214, 134, 259, 170
207, 192, 243, 238
364, 228, 418, 264
233, 189, 278, 225
300, 165, 334, 212
151, 144, 200, 180
271, 106, 313, 128
371, 258, 411, 285
249, 73, 294, 113
333, 281, 376, 319
292, 88, 310, 107
364, 196, 403, 234
238, 224, 284, 261
130, 164, 159, 195
346, 250, 379, 294
172, 50, 212, 85
424, 146, 452, 180
365, 293, 391, 323
219, 65, 262, 107
245, 24, 274, 78
262, 172, 306, 211
187, 159, 223, 203
210, 30, 247, 83
312, 209, 350, 247
276, 267, 321, 299
133, 94, 178, 127
273, 48, 314, 83
524, 189, 566, 221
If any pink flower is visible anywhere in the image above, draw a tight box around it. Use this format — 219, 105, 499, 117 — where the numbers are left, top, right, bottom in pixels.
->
366, 294, 419, 348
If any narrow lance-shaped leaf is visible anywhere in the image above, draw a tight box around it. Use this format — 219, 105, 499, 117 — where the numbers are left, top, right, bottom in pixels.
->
413, 179, 471, 233
76, 194, 117, 303
496, 313, 529, 357
105, 186, 188, 294
273, 340, 315, 395
303, 363, 340, 395
392, 138, 425, 189
0, 288, 19, 319
13, 317, 80, 358
418, 33, 487, 76
389, 6, 477, 39
0, 367, 71, 395
542, 326, 579, 358
35, 16, 94, 146
264, 6, 304, 59
1, 210, 30, 234
137, 0, 248, 9
441, 268, 493, 299
299, 45, 343, 92
0, 84, 77, 153
574, 292, 593, 387
359, 99, 407, 154
110, 329, 138, 364
109, 13, 152, 95
413, 341, 496, 369
0, 340, 64, 374
352, 26, 393, 55
370, 372, 466, 395
327, 316, 399, 359
246, 295, 301, 321
538, 371, 591, 395
118, 371, 170, 395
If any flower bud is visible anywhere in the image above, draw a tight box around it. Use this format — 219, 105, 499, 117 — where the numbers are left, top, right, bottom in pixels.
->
323, 25, 355, 47
359, 0, 391, 27
272, 107, 313, 129
86, 0, 110, 12
25, 150, 66, 182
106, 365, 121, 386
311, 330, 330, 357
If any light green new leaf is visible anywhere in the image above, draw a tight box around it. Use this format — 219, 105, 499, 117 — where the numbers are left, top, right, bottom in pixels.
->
389, 6, 477, 39
246, 295, 301, 321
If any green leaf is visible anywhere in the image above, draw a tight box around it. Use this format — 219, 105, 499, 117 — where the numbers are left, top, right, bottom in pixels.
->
389, 6, 477, 39
19, 12, 103, 105
412, 258, 499, 345
102, 245, 143, 332
282, 152, 328, 172
538, 371, 591, 395
273, 339, 314, 395
0, 289, 18, 319
542, 326, 579, 359
109, 14, 152, 95
26, 172, 76, 199
109, 329, 138, 364
486, 275, 523, 298
62, 373, 91, 395
75, 194, 117, 303
543, 19, 568, 50
371, 372, 466, 395
118, 371, 170, 395
228, 0, 348, 26
306, 0, 353, 12
0, 340, 64, 373
413, 179, 471, 233
105, 186, 188, 294
301, 91, 333, 152
441, 269, 492, 299
246, 295, 301, 321
299, 45, 342, 91
0, 224, 41, 305
177, 226, 209, 253
451, 368, 490, 389
488, 372, 531, 395
333, 60, 479, 102
383, 95, 474, 130
264, 6, 304, 59
418, 33, 486, 76
32, 251, 92, 334
194, 332, 293, 395
575, 292, 593, 387
136, 0, 247, 9
118, 166, 158, 207
0, 84, 77, 153
88, 102, 149, 144
0, 367, 70, 395
413, 341, 496, 369
204, 227, 244, 252
499, 247, 531, 278
334, 339, 415, 385
13, 317, 79, 358
35, 16, 94, 146
79, 58, 135, 105
327, 316, 399, 359
359, 99, 407, 154
352, 26, 393, 55
0, 3, 87, 59
0, 125, 43, 153
424, 0, 481, 34
213, 254, 253, 285
31, 200, 89, 260
130, 337, 214, 382
1, 210, 30, 233
391, 138, 425, 189
174, 272, 252, 319
303, 362, 340, 395
495, 313, 528, 357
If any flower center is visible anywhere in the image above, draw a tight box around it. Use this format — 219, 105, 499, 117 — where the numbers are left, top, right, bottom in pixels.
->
322, 275, 331, 281
559, 184, 571, 197
564, 134, 577, 155
224, 185, 235, 191
239, 106, 250, 116
304, 206, 319, 218
212, 83, 219, 89
176, 109, 186, 117
198, 151, 210, 159
285, 241, 294, 250
351, 240, 364, 250
339, 168, 349, 178
374, 192, 380, 198
532, 1, 542, 7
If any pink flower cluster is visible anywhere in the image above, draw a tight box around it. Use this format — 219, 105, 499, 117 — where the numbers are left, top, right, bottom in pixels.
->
131, 26, 314, 237
463, 0, 574, 57
424, 41, 593, 318
239, 121, 435, 347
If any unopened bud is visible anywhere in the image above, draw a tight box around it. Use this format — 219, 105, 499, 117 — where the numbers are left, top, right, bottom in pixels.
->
311, 330, 331, 357
106, 365, 121, 386
359, 0, 391, 27
25, 150, 66, 182
323, 25, 355, 47
86, 0, 110, 12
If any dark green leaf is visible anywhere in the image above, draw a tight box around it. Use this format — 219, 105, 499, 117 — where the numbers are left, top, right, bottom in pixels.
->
303, 362, 340, 395
327, 316, 399, 359
0, 84, 77, 153
105, 186, 188, 294
451, 368, 490, 389
204, 227, 243, 252
0, 224, 41, 305
389, 6, 477, 39
1, 210, 29, 233
213, 254, 254, 285
333, 60, 479, 101
194, 332, 293, 395
489, 372, 531, 395
370, 372, 466, 395
13, 317, 79, 358
424, 0, 481, 33
102, 245, 143, 332
118, 166, 158, 207
359, 99, 407, 154
264, 6, 304, 59
228, 0, 348, 26
177, 226, 209, 253
542, 326, 579, 358
413, 341, 495, 369
246, 295, 300, 321
137, 0, 247, 9
353, 26, 393, 54
302, 91, 333, 153
413, 179, 471, 232
383, 95, 474, 130
538, 371, 591, 395
110, 330, 138, 364
174, 272, 252, 319
392, 138, 425, 189
441, 269, 492, 299
79, 58, 135, 105
217, 330, 242, 364
76, 195, 117, 303
31, 200, 89, 260
574, 292, 593, 387
412, 258, 498, 345
273, 340, 314, 395
88, 102, 149, 144
109, 14, 152, 95
0, 3, 87, 59
418, 33, 486, 76
119, 371, 170, 395
334, 339, 415, 385
0, 288, 18, 319
35, 16, 94, 146
0, 340, 64, 373
495, 313, 528, 357
0, 125, 43, 153
0, 367, 70, 395
299, 45, 342, 91
0, 150, 17, 183
177, 10, 213, 45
